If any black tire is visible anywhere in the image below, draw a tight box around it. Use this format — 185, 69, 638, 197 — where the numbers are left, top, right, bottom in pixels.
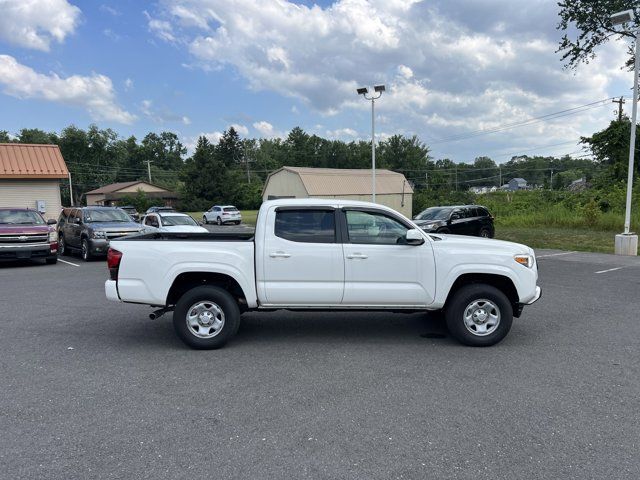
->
81, 238, 93, 261
46, 256, 58, 265
479, 227, 492, 238
235, 221, 241, 225
202, 216, 208, 224
445, 284, 513, 347
216, 217, 222, 226
58, 236, 66, 255
173, 285, 240, 349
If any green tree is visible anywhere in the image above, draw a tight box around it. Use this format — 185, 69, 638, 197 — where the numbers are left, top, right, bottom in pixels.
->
581, 118, 638, 181
557, 0, 638, 70
0, 131, 12, 142
17, 128, 58, 144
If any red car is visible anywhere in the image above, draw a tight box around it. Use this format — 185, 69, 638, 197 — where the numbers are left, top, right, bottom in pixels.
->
0, 208, 58, 264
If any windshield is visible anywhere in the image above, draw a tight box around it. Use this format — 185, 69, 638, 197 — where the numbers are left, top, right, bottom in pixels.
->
161, 215, 197, 226
223, 207, 238, 212
84, 209, 133, 223
415, 207, 453, 221
0, 210, 45, 225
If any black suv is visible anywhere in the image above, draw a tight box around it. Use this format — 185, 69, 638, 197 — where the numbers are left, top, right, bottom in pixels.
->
120, 205, 140, 222
413, 205, 495, 238
57, 207, 143, 260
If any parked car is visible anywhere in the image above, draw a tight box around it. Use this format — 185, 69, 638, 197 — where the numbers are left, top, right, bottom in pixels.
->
142, 212, 208, 233
58, 206, 144, 261
413, 205, 495, 238
0, 208, 58, 264
105, 199, 541, 349
120, 205, 140, 222
146, 206, 176, 214
202, 205, 242, 225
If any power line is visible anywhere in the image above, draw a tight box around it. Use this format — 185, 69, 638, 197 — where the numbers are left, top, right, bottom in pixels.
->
428, 97, 619, 145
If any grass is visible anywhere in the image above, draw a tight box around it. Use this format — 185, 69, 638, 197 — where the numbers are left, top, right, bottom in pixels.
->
495, 225, 617, 253
187, 210, 258, 225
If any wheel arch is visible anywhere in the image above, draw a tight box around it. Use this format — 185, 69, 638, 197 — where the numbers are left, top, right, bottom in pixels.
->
444, 273, 520, 316
166, 271, 248, 308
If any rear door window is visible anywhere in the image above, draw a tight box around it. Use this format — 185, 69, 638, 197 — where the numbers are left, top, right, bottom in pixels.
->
274, 210, 335, 243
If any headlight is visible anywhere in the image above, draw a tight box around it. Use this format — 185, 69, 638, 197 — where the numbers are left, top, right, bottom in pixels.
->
514, 254, 534, 268
421, 224, 436, 230
92, 230, 107, 239
49, 231, 58, 242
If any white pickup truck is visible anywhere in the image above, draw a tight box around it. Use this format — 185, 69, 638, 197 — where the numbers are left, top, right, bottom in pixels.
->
105, 199, 540, 348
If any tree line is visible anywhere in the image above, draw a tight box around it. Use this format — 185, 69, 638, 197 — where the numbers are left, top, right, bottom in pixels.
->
1, 116, 636, 211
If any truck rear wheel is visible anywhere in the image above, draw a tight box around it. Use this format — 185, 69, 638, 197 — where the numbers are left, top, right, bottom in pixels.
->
445, 284, 512, 347
173, 285, 240, 349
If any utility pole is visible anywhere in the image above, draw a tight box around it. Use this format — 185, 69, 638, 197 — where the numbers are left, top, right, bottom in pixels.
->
613, 96, 626, 121
146, 160, 152, 183
498, 166, 502, 187
455, 167, 458, 191
244, 142, 251, 184
68, 172, 74, 206
357, 85, 385, 202
425, 171, 428, 190
550, 169, 553, 189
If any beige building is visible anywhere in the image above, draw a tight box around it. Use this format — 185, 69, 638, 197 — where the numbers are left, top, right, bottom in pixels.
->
0, 143, 69, 221
85, 181, 177, 206
262, 166, 414, 218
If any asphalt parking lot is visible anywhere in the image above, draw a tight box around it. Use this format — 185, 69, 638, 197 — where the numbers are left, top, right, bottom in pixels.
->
1, 248, 640, 479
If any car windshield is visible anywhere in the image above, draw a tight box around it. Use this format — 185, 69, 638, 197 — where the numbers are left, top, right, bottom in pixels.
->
84, 209, 132, 223
0, 210, 45, 225
415, 207, 453, 221
161, 215, 197, 226
223, 207, 238, 212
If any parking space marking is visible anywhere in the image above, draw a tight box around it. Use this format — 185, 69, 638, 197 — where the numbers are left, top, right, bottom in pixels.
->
58, 259, 80, 267
595, 267, 624, 274
536, 251, 576, 259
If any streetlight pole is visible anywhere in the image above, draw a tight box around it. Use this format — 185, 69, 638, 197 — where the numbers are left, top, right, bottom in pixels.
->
611, 9, 639, 255
357, 85, 385, 203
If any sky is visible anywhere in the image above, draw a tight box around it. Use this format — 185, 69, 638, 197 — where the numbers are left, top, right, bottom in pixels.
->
0, 0, 635, 163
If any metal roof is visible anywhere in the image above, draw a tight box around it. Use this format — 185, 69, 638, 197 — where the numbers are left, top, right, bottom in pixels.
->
85, 181, 171, 195
270, 166, 413, 196
0, 143, 69, 179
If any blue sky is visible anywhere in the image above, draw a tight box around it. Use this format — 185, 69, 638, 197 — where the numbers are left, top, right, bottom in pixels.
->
0, 0, 635, 162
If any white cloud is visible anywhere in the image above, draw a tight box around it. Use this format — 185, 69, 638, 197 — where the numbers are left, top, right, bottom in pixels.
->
326, 128, 358, 139
152, 0, 632, 160
124, 78, 134, 91
253, 121, 278, 138
145, 11, 176, 42
182, 116, 192, 125
0, 55, 136, 124
230, 123, 248, 135
100, 4, 121, 16
0, 0, 81, 51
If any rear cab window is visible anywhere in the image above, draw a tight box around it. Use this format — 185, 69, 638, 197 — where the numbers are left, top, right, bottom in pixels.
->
274, 209, 336, 243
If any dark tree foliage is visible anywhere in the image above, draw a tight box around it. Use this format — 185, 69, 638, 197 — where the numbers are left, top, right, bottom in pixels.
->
557, 0, 638, 70
581, 117, 640, 181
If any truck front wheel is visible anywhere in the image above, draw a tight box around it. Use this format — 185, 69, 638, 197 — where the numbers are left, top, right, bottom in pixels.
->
445, 284, 512, 347
173, 286, 240, 349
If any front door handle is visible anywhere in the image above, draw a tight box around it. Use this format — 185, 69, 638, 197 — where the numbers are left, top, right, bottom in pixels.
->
346, 253, 368, 259
270, 251, 291, 258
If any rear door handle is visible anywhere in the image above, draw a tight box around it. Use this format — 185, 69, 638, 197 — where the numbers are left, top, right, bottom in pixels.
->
346, 253, 368, 259
269, 251, 291, 258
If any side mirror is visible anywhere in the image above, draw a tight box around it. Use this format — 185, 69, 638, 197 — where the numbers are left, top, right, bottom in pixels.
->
47, 219, 57, 225
405, 228, 425, 245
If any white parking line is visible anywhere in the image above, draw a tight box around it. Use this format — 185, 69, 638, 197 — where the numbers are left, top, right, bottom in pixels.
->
536, 251, 576, 259
58, 259, 80, 267
595, 267, 624, 274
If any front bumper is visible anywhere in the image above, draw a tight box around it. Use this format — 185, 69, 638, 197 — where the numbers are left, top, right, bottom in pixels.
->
88, 238, 110, 255
0, 243, 55, 259
526, 286, 542, 305
105, 280, 120, 302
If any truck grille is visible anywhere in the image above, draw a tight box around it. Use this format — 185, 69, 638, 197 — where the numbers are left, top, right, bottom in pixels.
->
106, 231, 138, 240
0, 233, 49, 244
